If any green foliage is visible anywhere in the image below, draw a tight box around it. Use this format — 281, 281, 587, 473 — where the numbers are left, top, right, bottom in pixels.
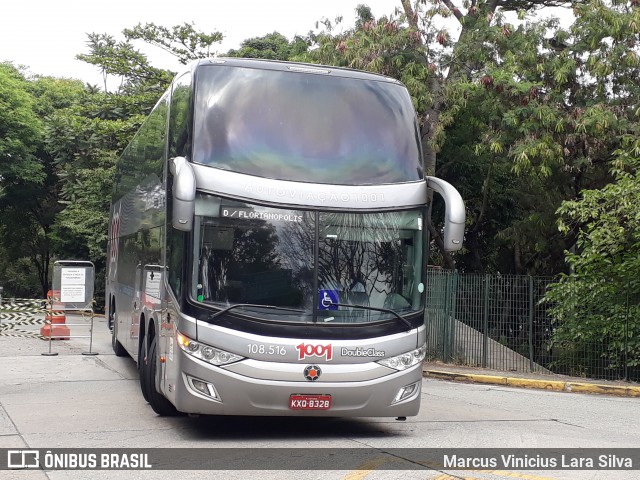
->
303, 4, 563, 271
27, 76, 86, 116
545, 275, 640, 376
540, 0, 640, 374
0, 63, 44, 188
124, 22, 223, 64
434, 0, 638, 274
0, 255, 41, 298
54, 166, 115, 260
556, 139, 640, 280
76, 33, 173, 93
545, 138, 640, 375
0, 66, 75, 296
226, 32, 309, 60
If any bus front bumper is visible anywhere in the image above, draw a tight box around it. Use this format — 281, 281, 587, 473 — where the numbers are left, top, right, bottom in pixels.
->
165, 349, 423, 417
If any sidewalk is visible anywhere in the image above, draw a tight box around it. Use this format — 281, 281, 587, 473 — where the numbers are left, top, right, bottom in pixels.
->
423, 360, 640, 398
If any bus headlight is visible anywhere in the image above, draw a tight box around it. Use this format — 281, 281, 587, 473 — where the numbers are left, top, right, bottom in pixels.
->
377, 345, 426, 371
177, 332, 244, 366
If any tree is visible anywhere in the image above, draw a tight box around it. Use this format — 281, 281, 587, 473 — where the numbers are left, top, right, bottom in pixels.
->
0, 64, 60, 297
543, 0, 640, 377
76, 33, 174, 93
0, 63, 44, 190
225, 32, 309, 60
451, 0, 640, 273
123, 22, 223, 64
545, 139, 640, 378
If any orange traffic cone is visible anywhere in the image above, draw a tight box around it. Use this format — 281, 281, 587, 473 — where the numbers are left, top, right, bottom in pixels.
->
41, 291, 70, 340
40, 311, 70, 340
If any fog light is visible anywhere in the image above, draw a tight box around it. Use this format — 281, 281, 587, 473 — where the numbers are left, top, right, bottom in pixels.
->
186, 375, 221, 401
392, 381, 419, 404
192, 378, 209, 395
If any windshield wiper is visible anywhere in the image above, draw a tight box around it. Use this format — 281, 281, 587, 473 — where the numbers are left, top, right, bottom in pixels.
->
209, 301, 416, 329
322, 301, 414, 329
209, 303, 305, 321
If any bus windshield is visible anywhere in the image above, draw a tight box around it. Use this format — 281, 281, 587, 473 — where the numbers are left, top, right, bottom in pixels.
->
192, 194, 424, 324
192, 64, 423, 185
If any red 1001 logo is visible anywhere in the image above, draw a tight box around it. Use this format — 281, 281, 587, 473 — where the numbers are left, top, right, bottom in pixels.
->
296, 343, 333, 361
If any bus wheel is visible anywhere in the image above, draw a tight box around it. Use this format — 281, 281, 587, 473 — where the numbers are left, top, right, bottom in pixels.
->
146, 337, 178, 416
110, 307, 127, 357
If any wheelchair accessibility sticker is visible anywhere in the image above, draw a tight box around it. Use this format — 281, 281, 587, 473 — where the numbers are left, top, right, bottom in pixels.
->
318, 290, 339, 310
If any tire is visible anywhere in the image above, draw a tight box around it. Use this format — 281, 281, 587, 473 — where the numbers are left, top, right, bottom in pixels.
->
146, 337, 178, 416
110, 306, 127, 357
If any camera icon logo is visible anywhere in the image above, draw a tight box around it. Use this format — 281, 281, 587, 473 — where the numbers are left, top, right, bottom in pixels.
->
7, 450, 40, 469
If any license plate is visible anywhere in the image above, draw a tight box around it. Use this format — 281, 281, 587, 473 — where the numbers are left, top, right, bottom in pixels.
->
289, 394, 332, 410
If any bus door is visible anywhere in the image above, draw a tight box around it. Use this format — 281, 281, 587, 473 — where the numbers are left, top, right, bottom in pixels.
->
142, 265, 165, 386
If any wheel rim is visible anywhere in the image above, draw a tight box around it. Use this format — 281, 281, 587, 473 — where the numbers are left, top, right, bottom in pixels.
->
109, 303, 115, 330
111, 317, 117, 348
111, 305, 117, 348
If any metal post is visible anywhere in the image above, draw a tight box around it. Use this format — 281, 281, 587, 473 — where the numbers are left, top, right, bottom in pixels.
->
528, 276, 535, 372
482, 274, 490, 368
82, 310, 99, 356
624, 283, 629, 382
449, 270, 459, 363
42, 294, 59, 357
444, 271, 453, 363
41, 325, 59, 357
0, 286, 3, 327
441, 272, 449, 362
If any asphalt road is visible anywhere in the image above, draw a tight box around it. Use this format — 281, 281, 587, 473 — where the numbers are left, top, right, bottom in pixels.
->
1, 314, 639, 480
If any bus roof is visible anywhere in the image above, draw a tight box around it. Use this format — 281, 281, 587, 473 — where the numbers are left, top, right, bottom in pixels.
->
184, 57, 403, 85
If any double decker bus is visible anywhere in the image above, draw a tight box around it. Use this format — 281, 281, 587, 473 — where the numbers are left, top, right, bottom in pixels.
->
106, 58, 465, 418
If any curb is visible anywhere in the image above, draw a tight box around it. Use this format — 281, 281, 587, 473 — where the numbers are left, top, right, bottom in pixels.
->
424, 369, 640, 398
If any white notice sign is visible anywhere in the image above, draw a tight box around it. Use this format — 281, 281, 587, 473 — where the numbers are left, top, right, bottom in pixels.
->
61, 285, 86, 303
61, 268, 86, 285
145, 271, 162, 299
60, 268, 87, 302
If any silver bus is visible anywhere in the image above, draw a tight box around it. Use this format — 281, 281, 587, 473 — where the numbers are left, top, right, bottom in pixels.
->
106, 58, 465, 418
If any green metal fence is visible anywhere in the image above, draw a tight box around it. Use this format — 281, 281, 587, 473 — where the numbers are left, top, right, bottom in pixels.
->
425, 269, 640, 382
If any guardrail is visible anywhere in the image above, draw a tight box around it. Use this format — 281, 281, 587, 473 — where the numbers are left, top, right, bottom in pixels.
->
0, 298, 100, 356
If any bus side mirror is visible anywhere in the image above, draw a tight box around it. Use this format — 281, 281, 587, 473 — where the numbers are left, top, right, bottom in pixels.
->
170, 157, 196, 232
426, 176, 465, 252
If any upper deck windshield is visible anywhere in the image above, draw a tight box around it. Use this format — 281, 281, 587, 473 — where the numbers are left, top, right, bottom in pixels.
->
192, 64, 423, 185
192, 194, 425, 324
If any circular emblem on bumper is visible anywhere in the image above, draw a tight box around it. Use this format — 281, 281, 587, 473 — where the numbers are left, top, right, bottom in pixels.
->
304, 365, 321, 381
